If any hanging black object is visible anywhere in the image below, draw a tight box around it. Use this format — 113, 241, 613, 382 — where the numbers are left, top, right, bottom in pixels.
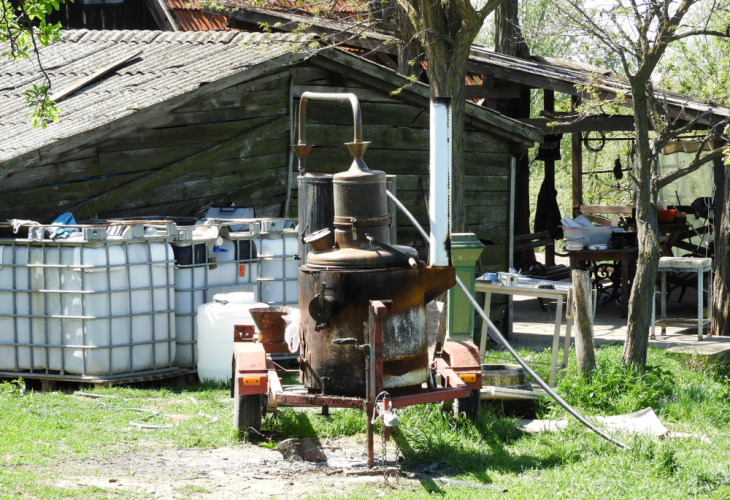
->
613, 158, 623, 180
535, 134, 563, 161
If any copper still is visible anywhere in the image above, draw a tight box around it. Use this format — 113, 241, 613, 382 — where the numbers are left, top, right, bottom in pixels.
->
293, 93, 455, 397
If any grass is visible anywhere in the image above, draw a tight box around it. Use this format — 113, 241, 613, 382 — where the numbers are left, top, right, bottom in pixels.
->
0, 378, 237, 499
4, 345, 730, 499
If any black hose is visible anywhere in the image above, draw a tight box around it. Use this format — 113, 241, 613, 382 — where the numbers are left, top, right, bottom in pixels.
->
385, 190, 629, 450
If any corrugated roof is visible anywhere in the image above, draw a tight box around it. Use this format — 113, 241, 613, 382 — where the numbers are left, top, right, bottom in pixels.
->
191, 3, 730, 126
165, 0, 232, 31
172, 9, 231, 31
0, 30, 302, 164
468, 46, 730, 125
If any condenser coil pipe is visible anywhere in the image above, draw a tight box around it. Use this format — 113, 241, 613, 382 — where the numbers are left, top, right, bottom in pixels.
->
298, 92, 363, 146
385, 190, 629, 450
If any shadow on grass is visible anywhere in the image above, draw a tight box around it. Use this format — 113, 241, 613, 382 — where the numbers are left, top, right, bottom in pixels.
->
397, 405, 585, 486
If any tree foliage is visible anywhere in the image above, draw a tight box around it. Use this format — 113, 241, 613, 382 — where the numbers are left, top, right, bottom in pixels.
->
0, 0, 64, 127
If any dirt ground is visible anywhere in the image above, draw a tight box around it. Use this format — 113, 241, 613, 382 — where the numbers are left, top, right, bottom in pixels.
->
50, 436, 422, 499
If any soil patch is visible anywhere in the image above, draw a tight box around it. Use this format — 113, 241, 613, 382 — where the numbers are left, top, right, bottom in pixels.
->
50, 437, 415, 499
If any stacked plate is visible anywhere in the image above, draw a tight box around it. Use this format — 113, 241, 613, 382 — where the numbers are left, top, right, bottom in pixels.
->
565, 235, 588, 251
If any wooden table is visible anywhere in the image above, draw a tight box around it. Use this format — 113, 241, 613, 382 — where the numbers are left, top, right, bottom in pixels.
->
568, 247, 638, 318
627, 223, 692, 256
476, 278, 595, 387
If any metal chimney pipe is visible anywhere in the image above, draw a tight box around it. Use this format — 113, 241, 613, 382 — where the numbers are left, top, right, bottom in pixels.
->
429, 97, 452, 267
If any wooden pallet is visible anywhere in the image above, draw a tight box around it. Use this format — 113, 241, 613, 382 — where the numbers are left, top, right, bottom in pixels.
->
0, 368, 190, 392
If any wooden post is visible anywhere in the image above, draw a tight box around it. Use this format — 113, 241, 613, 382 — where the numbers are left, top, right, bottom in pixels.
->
714, 148, 725, 260
571, 96, 583, 218
544, 90, 556, 267
571, 269, 596, 377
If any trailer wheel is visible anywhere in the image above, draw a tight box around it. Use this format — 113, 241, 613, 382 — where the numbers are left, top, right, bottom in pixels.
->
234, 393, 263, 435
233, 375, 263, 436
455, 389, 481, 422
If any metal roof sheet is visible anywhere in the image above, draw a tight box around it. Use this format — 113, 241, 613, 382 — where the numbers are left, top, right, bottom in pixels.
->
0, 30, 301, 164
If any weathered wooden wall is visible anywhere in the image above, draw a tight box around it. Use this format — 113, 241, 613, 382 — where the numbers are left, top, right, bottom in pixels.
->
0, 71, 293, 221
0, 60, 513, 279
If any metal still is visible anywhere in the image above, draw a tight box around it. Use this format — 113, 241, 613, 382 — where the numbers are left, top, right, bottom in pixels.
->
293, 92, 455, 396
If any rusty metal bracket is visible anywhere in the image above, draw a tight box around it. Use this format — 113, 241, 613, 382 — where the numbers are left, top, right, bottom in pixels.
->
234, 324, 255, 342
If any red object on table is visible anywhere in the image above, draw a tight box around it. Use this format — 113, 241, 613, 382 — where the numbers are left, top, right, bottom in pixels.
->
657, 209, 677, 222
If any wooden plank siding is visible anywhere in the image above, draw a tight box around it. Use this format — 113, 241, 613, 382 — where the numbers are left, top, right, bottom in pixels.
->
0, 60, 516, 275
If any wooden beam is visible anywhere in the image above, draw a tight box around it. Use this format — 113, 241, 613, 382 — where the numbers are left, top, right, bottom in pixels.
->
543, 90, 556, 267
64, 116, 289, 220
144, 0, 178, 31
314, 49, 542, 146
209, 6, 398, 55
469, 61, 581, 97
581, 205, 633, 214
571, 96, 583, 218
518, 115, 636, 133
464, 85, 520, 100
51, 51, 143, 102
376, 52, 398, 71
714, 149, 726, 258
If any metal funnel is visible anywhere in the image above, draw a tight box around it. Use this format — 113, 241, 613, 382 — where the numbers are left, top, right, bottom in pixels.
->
345, 141, 370, 158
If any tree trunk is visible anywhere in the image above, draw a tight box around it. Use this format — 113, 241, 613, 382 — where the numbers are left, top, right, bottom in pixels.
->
402, 2, 480, 234
712, 162, 730, 336
494, 0, 533, 263
621, 85, 661, 371
494, 0, 529, 59
397, 0, 503, 232
572, 269, 596, 377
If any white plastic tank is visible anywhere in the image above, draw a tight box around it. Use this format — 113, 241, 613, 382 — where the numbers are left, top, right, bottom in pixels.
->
258, 224, 298, 307
0, 229, 176, 377
196, 291, 267, 382
171, 223, 260, 369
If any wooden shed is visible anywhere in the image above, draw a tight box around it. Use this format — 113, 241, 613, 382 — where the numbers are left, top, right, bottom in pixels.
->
0, 30, 540, 295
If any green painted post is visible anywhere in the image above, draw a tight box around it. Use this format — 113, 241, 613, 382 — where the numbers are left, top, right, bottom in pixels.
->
447, 233, 485, 340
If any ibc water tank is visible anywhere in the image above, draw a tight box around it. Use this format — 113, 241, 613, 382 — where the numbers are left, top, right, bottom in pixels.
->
0, 233, 176, 377
257, 230, 298, 307
172, 224, 259, 370
196, 292, 267, 382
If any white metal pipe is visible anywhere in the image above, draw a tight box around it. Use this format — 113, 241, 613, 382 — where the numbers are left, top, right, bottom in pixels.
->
429, 98, 452, 267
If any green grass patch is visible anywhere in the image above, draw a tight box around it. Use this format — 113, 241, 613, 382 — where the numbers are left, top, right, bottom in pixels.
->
7, 344, 730, 499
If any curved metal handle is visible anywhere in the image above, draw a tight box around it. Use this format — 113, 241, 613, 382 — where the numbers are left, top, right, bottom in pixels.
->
298, 92, 362, 146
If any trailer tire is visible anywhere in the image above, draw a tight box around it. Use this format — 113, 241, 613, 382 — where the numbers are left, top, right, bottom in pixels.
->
455, 389, 481, 422
233, 373, 263, 436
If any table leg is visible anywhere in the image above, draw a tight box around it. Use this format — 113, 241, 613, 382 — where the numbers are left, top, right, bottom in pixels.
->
563, 289, 573, 369
479, 292, 492, 360
563, 317, 572, 370
651, 285, 656, 340
661, 271, 667, 335
549, 297, 563, 388
698, 269, 704, 341
621, 255, 629, 319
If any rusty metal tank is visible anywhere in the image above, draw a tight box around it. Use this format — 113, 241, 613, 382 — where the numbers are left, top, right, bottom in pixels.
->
293, 92, 454, 397
299, 264, 453, 395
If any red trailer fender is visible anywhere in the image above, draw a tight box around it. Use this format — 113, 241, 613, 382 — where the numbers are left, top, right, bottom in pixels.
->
436, 340, 483, 390
232, 342, 269, 395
